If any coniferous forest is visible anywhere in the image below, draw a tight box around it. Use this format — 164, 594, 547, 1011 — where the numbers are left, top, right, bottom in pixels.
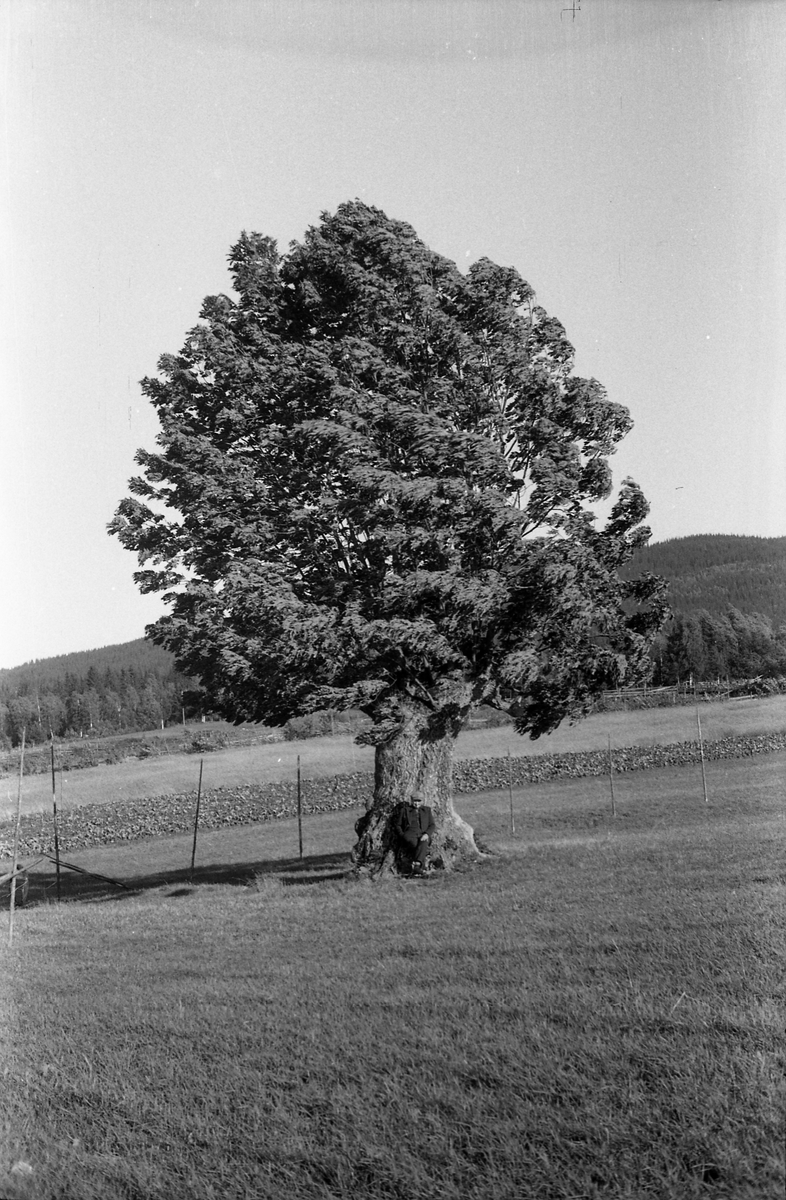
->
0, 639, 200, 749
1, 534, 784, 747
624, 534, 786, 684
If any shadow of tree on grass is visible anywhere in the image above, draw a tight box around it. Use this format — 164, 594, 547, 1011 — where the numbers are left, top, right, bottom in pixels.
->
18, 850, 353, 906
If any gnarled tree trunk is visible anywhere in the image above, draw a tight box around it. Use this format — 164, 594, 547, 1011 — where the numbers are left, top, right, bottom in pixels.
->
351, 680, 480, 877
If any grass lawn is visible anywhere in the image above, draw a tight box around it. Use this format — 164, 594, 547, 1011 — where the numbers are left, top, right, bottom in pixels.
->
2, 753, 784, 1199
5, 692, 786, 824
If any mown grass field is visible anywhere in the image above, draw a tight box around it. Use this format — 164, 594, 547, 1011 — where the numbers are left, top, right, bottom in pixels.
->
2, 751, 784, 1199
4, 693, 786, 822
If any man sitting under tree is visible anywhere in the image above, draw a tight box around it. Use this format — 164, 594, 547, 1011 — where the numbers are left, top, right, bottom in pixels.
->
393, 792, 436, 876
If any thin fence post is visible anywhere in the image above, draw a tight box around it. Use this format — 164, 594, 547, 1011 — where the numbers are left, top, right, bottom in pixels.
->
608, 734, 616, 817
696, 704, 709, 804
189, 759, 204, 880
50, 734, 61, 902
297, 755, 303, 859
507, 749, 515, 835
8, 729, 26, 945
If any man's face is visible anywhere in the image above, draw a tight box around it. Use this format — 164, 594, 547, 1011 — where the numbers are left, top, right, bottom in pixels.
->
410, 794, 423, 807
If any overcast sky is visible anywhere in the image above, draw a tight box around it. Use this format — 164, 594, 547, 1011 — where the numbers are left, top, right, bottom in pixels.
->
2, 0, 784, 669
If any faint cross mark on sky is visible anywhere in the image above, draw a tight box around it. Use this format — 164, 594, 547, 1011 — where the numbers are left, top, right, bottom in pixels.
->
561, 0, 581, 20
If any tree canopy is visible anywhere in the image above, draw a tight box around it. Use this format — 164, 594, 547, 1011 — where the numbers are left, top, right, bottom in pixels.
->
111, 200, 666, 869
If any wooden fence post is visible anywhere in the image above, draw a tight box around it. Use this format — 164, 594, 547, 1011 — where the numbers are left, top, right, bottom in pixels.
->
189, 759, 204, 880
696, 704, 709, 804
8, 729, 26, 945
297, 755, 304, 859
50, 734, 61, 902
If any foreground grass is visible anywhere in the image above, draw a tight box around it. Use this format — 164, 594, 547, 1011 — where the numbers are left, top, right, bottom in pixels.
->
6, 693, 785, 822
2, 757, 785, 1199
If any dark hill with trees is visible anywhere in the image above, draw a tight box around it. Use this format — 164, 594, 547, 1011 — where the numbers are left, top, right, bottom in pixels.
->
624, 535, 786, 683
0, 639, 199, 748
0, 638, 176, 694
625, 534, 786, 625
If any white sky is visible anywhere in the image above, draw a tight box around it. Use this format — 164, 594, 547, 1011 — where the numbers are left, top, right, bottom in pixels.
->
1, 0, 784, 669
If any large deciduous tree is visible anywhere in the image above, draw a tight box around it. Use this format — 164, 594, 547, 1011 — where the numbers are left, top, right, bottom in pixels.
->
110, 201, 666, 873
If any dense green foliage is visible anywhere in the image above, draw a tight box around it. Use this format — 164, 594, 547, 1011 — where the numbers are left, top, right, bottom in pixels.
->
0, 639, 198, 748
111, 201, 665, 748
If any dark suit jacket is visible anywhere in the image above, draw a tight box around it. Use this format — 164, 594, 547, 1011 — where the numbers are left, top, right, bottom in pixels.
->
394, 803, 436, 847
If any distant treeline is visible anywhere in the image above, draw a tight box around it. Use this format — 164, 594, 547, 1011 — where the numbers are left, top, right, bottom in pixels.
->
0, 639, 200, 749
650, 606, 786, 686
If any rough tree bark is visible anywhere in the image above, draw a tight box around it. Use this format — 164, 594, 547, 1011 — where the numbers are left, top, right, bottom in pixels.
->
351, 680, 481, 877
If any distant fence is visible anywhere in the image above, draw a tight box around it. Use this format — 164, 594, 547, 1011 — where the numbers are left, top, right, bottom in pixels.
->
594, 676, 786, 712
0, 726, 284, 780
595, 685, 680, 711
0, 712, 374, 779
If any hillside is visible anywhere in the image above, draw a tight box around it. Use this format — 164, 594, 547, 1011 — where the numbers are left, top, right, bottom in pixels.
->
626, 534, 786, 626
0, 638, 198, 749
624, 535, 786, 683
0, 637, 177, 693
